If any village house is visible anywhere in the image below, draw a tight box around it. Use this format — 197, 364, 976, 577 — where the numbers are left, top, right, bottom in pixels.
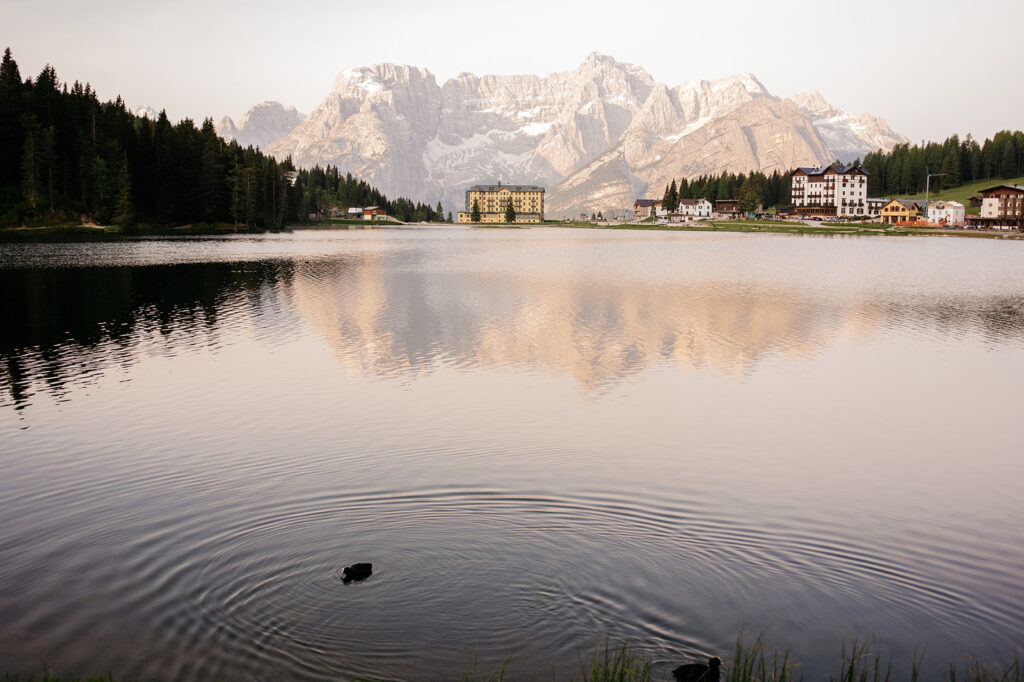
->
346, 207, 363, 219
865, 197, 888, 218
966, 184, 1024, 230
879, 199, 926, 225
714, 199, 740, 219
676, 198, 713, 221
633, 199, 661, 219
363, 206, 388, 220
791, 164, 869, 218
979, 184, 1024, 226
456, 183, 545, 223
927, 200, 965, 227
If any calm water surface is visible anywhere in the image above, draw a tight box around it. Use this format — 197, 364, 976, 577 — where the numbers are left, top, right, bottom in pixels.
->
1, 227, 1023, 680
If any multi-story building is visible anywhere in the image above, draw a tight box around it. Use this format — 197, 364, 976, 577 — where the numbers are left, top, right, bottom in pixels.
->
714, 199, 741, 219
676, 198, 713, 221
927, 200, 965, 226
791, 164, 869, 218
879, 199, 925, 225
866, 197, 888, 218
457, 183, 545, 223
979, 184, 1024, 223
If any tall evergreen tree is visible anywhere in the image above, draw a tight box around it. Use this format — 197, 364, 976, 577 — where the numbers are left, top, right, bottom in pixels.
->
940, 148, 959, 189
1000, 141, 1016, 178
113, 152, 134, 227
20, 116, 43, 213
470, 199, 481, 222
504, 198, 516, 223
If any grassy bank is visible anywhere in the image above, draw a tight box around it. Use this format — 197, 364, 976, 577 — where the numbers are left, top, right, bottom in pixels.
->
297, 218, 406, 227
553, 220, 1024, 239
0, 223, 269, 242
5, 636, 1022, 681
892, 175, 1024, 215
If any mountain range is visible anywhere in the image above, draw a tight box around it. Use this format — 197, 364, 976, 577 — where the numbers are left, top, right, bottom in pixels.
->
216, 53, 907, 217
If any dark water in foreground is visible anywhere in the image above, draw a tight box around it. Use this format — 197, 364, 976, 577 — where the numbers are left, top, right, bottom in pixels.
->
1, 227, 1023, 681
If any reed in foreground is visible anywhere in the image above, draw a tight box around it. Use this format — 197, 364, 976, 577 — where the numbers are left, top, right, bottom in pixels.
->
3, 640, 1021, 681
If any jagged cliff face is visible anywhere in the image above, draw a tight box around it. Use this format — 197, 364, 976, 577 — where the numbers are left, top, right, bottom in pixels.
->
790, 91, 908, 164
252, 54, 906, 216
217, 101, 307, 150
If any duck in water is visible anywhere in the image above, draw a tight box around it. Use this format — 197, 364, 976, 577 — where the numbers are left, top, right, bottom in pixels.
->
673, 656, 721, 682
340, 563, 373, 583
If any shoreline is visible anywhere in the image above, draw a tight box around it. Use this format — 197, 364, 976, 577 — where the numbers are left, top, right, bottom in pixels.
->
548, 220, 1024, 239
2, 220, 1022, 242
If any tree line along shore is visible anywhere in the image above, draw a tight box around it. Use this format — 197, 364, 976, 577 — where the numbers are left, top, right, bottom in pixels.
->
3, 47, 1022, 239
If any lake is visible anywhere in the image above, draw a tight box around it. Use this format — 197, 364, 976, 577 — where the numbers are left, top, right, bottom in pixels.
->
1, 227, 1023, 681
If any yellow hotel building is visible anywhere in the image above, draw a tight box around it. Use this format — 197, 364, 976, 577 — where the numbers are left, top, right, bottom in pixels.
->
457, 183, 545, 223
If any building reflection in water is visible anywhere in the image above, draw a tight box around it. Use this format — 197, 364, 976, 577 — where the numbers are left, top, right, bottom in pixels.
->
3, 248, 1024, 407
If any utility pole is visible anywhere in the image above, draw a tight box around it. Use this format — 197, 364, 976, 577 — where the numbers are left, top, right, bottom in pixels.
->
924, 166, 946, 224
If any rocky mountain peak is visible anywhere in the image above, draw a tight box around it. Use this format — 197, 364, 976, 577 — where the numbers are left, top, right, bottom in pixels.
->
134, 104, 159, 120
790, 91, 836, 117
333, 63, 437, 94
257, 54, 906, 216
216, 100, 306, 150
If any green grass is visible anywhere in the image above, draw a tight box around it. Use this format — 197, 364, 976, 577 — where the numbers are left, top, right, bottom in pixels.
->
0, 222, 269, 241
891, 175, 1024, 215
8, 637, 1020, 682
553, 220, 1023, 239
577, 640, 654, 682
303, 218, 405, 226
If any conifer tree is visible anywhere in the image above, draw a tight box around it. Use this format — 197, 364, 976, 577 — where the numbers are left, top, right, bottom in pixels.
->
113, 153, 134, 227
505, 199, 516, 223
471, 198, 481, 222
1000, 142, 1016, 179
20, 116, 42, 213
940, 148, 959, 189
738, 176, 759, 213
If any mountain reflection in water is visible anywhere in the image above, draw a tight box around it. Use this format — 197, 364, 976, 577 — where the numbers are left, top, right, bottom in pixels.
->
1, 230, 1024, 682
4, 243, 1024, 405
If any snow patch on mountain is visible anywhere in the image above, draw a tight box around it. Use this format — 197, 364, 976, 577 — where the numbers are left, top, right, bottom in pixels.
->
246, 54, 905, 216
791, 91, 908, 162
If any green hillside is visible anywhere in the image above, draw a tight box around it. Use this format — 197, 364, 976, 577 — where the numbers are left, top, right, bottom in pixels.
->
892, 176, 1024, 214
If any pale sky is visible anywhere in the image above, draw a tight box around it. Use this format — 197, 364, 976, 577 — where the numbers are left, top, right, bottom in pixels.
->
4, 0, 1022, 144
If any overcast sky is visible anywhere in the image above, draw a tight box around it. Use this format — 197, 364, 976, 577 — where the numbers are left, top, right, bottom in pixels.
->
4, 0, 1021, 144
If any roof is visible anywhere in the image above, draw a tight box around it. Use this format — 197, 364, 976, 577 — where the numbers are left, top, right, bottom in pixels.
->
634, 199, 660, 207
885, 199, 926, 210
794, 163, 869, 176
929, 201, 964, 209
347, 207, 362, 213
469, 184, 545, 192
677, 198, 710, 205
363, 205, 380, 210
979, 184, 1024, 195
